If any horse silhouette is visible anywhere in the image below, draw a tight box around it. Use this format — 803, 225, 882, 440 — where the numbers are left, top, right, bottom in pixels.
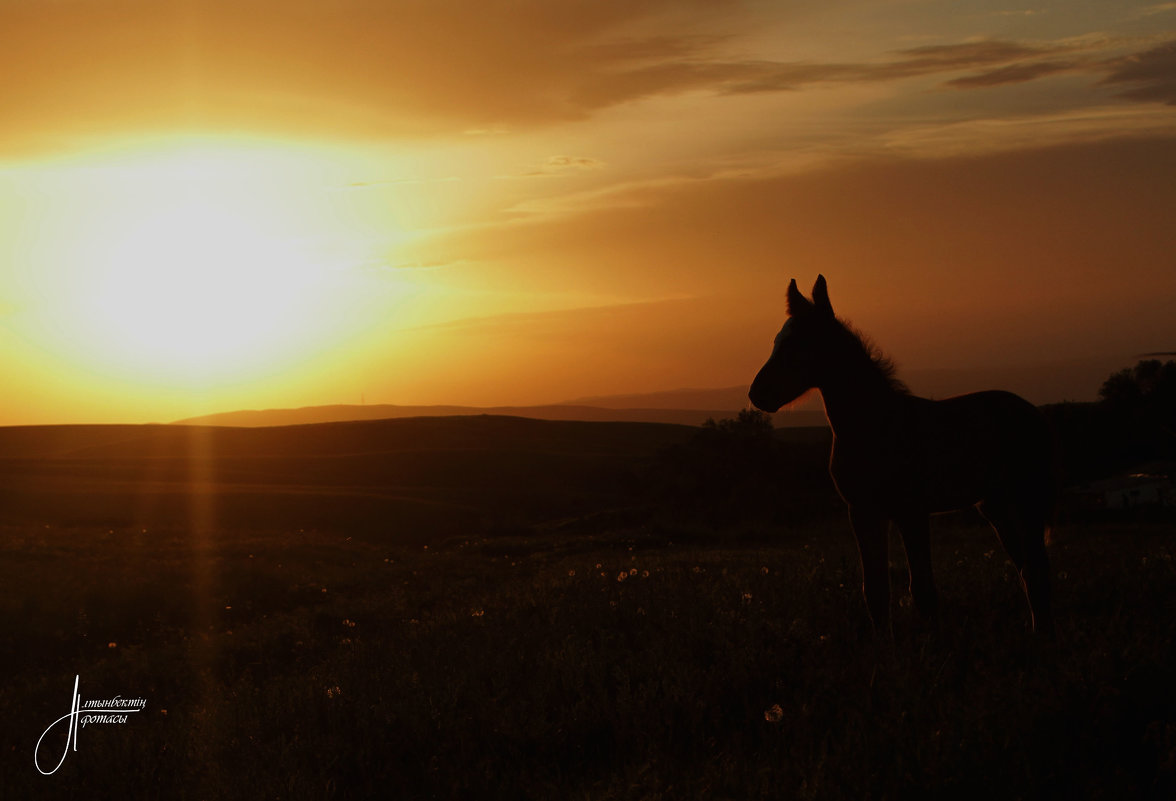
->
749, 276, 1054, 636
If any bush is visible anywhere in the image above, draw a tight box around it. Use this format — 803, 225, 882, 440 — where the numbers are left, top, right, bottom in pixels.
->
648, 410, 840, 528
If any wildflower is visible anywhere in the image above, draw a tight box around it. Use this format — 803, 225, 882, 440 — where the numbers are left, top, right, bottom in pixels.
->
642, 570, 649, 578
742, 592, 753, 605
761, 567, 770, 575
471, 609, 485, 617
764, 704, 784, 723
326, 686, 342, 699
568, 569, 576, 577
617, 571, 627, 582
107, 642, 117, 649
629, 568, 637, 576
342, 619, 357, 628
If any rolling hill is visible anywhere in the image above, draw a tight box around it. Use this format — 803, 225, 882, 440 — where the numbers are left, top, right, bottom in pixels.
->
0, 415, 708, 538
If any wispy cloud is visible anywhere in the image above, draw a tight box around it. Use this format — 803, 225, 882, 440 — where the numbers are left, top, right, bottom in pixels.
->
946, 60, 1079, 88
679, 37, 1120, 96
505, 155, 606, 179
1102, 40, 1176, 104
875, 105, 1176, 158
335, 176, 462, 191
1, 0, 1169, 151
1134, 2, 1176, 17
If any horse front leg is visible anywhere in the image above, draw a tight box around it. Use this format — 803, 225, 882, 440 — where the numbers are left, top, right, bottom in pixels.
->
849, 506, 891, 636
896, 514, 939, 621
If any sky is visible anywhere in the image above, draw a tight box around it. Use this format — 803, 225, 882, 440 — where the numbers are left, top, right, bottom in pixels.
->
1, 0, 1174, 424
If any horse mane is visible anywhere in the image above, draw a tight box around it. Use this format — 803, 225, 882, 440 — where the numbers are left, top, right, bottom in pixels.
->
837, 318, 911, 395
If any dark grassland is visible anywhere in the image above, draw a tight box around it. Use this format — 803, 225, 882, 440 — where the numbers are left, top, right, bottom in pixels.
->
2, 415, 1175, 799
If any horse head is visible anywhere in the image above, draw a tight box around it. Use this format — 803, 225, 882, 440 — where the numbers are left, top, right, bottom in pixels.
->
748, 275, 836, 413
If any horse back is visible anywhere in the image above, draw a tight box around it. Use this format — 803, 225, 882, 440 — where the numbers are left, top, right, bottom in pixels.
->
830, 389, 1055, 517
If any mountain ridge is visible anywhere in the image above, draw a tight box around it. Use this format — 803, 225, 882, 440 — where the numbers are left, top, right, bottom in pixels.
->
171, 402, 827, 429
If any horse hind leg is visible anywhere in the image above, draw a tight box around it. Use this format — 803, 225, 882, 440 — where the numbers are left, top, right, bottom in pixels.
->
978, 497, 1054, 637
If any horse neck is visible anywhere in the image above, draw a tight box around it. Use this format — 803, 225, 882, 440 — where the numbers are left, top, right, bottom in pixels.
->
817, 356, 903, 440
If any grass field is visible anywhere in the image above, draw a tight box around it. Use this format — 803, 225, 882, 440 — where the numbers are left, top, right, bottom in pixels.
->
3, 416, 1175, 799
5, 515, 1176, 799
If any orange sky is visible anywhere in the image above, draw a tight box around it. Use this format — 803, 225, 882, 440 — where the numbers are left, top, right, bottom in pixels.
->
1, 0, 1174, 424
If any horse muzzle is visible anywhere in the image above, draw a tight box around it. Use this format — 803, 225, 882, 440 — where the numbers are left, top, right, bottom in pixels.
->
748, 384, 781, 414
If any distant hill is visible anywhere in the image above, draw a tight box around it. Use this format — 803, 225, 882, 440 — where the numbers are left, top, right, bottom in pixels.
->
168, 355, 1114, 430
173, 402, 828, 429
560, 386, 803, 411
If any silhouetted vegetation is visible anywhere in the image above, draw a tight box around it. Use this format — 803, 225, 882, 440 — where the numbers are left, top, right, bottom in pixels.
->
648, 409, 839, 528
1098, 359, 1176, 465
1045, 359, 1176, 486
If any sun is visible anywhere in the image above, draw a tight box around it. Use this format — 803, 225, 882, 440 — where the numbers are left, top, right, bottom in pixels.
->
4, 138, 437, 413
49, 146, 355, 385
77, 201, 322, 377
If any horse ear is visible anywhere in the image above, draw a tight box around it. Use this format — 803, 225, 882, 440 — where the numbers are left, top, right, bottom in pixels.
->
786, 279, 811, 316
812, 274, 833, 317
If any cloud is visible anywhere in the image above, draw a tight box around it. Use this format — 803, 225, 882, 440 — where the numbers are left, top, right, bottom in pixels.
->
946, 60, 1079, 88
2, 0, 1166, 158
3, 0, 1162, 151
698, 38, 1109, 95
0, 0, 748, 149
887, 40, 1052, 73
508, 155, 606, 179
875, 105, 1176, 158
339, 176, 461, 190
1135, 3, 1176, 17
398, 134, 1176, 307
1102, 40, 1176, 104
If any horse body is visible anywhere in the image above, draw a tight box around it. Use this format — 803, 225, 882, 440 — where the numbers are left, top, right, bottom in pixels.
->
750, 276, 1054, 635
828, 390, 1053, 516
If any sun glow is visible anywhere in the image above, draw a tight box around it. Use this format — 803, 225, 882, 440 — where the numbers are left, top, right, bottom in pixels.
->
74, 198, 328, 378
6, 140, 405, 388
